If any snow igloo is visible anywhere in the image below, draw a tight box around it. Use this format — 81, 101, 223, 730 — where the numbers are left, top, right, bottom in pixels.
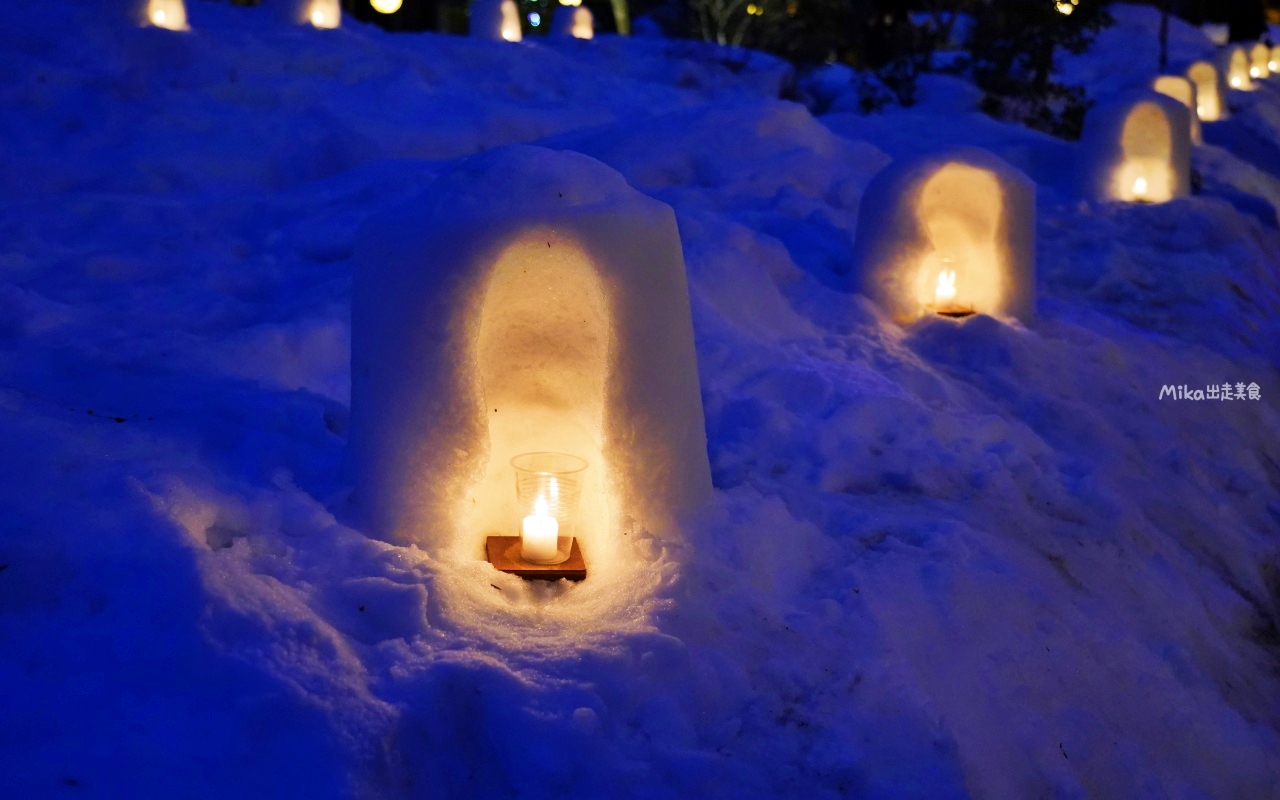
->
1222, 45, 1254, 90
348, 146, 712, 583
850, 147, 1036, 324
551, 3, 594, 39
1151, 75, 1202, 144
1078, 92, 1191, 204
140, 0, 187, 29
292, 0, 340, 28
1185, 60, 1226, 121
471, 0, 523, 41
1250, 42, 1271, 79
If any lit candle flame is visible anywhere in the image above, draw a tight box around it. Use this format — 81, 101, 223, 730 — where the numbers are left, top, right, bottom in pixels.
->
153, 9, 166, 23
1271, 61, 1278, 71
370, 0, 402, 13
1232, 76, 1243, 87
1133, 176, 1148, 197
936, 270, 957, 305
311, 9, 325, 25
534, 494, 549, 517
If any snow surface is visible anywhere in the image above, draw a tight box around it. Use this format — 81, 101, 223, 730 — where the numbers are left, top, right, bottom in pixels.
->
1, 2, 1279, 799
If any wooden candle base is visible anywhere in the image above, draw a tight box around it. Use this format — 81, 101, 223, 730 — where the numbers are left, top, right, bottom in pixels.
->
486, 536, 587, 581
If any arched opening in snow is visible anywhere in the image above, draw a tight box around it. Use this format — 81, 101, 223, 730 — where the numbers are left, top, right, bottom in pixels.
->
145, 0, 188, 30
1186, 61, 1224, 121
851, 147, 1036, 324
912, 165, 1006, 319
1078, 93, 1191, 205
469, 235, 614, 569
1152, 75, 1202, 144
1250, 42, 1271, 80
1224, 46, 1254, 90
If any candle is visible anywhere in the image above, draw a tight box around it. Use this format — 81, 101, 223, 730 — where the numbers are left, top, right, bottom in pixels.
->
521, 495, 560, 563
935, 268, 957, 306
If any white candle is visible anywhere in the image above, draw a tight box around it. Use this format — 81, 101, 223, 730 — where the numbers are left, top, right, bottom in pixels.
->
520, 496, 559, 563
935, 269, 957, 306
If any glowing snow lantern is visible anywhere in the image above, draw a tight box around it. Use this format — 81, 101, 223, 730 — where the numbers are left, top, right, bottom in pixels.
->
1270, 44, 1280, 72
296, 0, 340, 27
1078, 92, 1191, 204
145, 0, 188, 30
370, 0, 401, 14
851, 147, 1036, 323
348, 145, 712, 584
1055, 0, 1076, 15
1250, 42, 1270, 79
471, 0, 523, 41
1223, 45, 1253, 90
1151, 75, 1203, 144
551, 5, 594, 38
1185, 60, 1226, 121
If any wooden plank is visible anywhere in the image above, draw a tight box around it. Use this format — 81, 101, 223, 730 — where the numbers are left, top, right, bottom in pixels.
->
486, 536, 587, 582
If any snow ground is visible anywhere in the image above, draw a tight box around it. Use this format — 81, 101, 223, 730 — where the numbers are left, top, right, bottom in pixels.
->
0, 2, 1278, 798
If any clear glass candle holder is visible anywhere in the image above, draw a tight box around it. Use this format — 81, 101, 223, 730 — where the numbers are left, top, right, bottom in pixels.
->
511, 452, 587, 565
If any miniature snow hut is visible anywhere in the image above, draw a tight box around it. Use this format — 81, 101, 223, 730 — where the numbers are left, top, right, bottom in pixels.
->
295, 0, 340, 28
1078, 92, 1191, 204
348, 145, 712, 575
1185, 60, 1225, 121
850, 147, 1036, 324
1151, 75, 1202, 144
471, 0, 523, 41
143, 0, 187, 29
1250, 42, 1271, 79
1223, 45, 1253, 90
551, 4, 594, 38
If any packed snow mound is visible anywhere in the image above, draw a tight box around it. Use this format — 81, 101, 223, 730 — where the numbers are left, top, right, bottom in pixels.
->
0, 0, 791, 197
1058, 3, 1217, 100
1077, 91, 1193, 203
850, 147, 1037, 323
1, 2, 1279, 799
348, 145, 711, 644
